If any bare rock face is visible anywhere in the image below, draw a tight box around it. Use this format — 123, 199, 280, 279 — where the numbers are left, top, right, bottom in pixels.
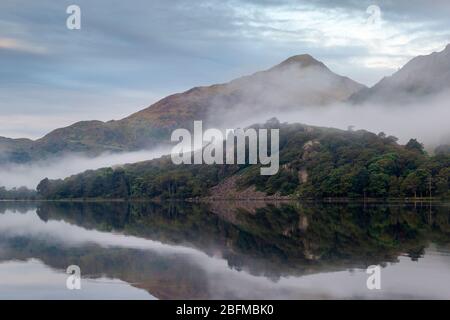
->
302, 140, 321, 160
206, 175, 291, 200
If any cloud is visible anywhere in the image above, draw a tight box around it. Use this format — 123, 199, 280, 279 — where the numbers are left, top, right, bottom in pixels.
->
0, 0, 449, 138
229, 2, 450, 74
0, 37, 47, 54
0, 147, 171, 189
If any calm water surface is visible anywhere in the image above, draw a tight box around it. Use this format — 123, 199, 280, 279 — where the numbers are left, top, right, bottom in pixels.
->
0, 201, 449, 299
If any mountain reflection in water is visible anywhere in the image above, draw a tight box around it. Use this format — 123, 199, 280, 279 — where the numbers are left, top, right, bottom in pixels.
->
0, 201, 449, 299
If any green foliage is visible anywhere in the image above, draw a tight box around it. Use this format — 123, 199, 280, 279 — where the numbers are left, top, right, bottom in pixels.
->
406, 138, 425, 154
37, 122, 450, 200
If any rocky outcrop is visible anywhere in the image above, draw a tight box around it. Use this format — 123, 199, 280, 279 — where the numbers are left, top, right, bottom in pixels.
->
205, 175, 292, 200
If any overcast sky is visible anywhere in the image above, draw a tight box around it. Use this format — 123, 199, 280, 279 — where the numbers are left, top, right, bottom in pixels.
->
1, 0, 449, 139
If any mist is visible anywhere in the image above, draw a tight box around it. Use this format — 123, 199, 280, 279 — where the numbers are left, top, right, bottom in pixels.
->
205, 64, 450, 150
226, 95, 450, 148
0, 146, 171, 189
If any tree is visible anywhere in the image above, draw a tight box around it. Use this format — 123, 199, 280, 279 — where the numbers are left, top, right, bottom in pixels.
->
37, 178, 51, 198
351, 168, 369, 197
406, 139, 424, 154
401, 169, 428, 197
435, 168, 449, 197
367, 173, 390, 197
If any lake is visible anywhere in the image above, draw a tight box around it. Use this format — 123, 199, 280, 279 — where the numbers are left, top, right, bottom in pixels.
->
0, 200, 449, 299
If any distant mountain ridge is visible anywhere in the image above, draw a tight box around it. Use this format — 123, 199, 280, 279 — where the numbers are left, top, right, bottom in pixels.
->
0, 54, 365, 163
349, 44, 450, 104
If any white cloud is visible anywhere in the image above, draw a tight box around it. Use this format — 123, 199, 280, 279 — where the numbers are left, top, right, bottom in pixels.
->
0, 147, 171, 189
230, 3, 450, 84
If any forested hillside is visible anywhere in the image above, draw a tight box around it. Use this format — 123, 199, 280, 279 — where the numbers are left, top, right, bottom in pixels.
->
37, 120, 450, 200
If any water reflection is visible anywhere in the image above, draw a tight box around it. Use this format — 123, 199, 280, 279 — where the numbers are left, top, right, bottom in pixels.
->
0, 201, 449, 299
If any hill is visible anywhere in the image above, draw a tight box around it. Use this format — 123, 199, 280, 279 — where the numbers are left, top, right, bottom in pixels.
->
37, 120, 450, 200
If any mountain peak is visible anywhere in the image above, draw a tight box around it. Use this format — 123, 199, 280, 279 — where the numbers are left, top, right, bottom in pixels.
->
276, 54, 327, 69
